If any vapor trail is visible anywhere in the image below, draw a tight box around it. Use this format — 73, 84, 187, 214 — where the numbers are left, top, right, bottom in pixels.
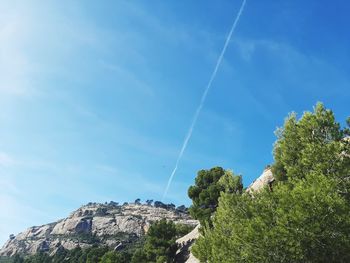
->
162, 0, 247, 200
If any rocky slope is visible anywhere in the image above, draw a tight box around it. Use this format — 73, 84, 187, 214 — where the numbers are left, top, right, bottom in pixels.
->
1, 169, 274, 260
0, 203, 197, 257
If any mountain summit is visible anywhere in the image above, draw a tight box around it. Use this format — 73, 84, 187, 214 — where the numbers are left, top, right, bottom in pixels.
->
0, 202, 197, 257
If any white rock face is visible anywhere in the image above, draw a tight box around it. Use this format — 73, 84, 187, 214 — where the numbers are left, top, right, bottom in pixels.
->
1, 169, 275, 259
246, 168, 274, 193
176, 225, 200, 263
0, 203, 197, 257
51, 217, 92, 235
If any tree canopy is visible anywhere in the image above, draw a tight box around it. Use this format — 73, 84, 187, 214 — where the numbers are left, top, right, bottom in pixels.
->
131, 219, 178, 263
188, 167, 243, 225
193, 103, 350, 263
272, 102, 349, 183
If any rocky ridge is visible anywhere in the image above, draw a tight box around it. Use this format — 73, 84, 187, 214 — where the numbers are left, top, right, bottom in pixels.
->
1, 168, 274, 261
0, 203, 197, 257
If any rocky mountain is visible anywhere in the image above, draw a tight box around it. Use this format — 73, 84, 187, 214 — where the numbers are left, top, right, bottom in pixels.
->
0, 202, 198, 257
1, 168, 274, 262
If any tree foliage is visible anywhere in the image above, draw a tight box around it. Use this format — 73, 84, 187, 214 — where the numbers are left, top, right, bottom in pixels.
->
132, 219, 178, 263
12, 246, 131, 263
193, 172, 350, 263
272, 103, 349, 182
100, 251, 131, 263
174, 223, 195, 238
193, 103, 350, 263
188, 167, 243, 225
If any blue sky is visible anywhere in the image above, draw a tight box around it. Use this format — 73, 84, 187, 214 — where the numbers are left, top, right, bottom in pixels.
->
0, 0, 349, 245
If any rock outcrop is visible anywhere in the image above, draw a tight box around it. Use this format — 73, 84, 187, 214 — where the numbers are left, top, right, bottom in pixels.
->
0, 203, 197, 257
1, 169, 276, 260
176, 225, 200, 263
246, 167, 275, 193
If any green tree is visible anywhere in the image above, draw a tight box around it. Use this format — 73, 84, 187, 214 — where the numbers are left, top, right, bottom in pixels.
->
12, 255, 24, 263
51, 248, 67, 263
174, 223, 195, 238
188, 167, 242, 225
132, 219, 178, 263
23, 253, 51, 263
272, 103, 349, 182
68, 247, 83, 263
193, 103, 350, 262
193, 172, 350, 263
130, 249, 148, 263
100, 251, 131, 263
86, 246, 108, 263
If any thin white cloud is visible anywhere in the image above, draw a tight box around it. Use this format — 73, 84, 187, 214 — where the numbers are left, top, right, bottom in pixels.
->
163, 0, 247, 199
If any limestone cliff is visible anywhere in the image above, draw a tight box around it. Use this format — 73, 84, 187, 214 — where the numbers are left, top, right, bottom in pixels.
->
1, 169, 274, 260
0, 203, 197, 257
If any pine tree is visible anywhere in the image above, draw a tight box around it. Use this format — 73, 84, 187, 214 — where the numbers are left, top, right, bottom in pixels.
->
193, 103, 350, 262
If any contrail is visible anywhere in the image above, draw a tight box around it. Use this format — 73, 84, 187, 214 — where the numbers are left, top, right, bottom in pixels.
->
162, 0, 247, 200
